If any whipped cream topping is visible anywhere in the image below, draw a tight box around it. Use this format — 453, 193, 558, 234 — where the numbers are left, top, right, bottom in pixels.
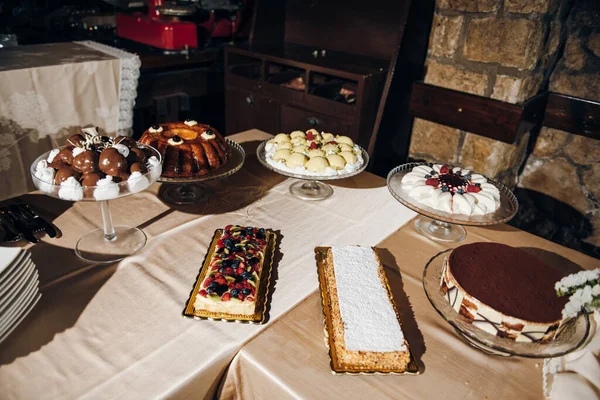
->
167, 137, 183, 146
184, 120, 198, 126
58, 176, 83, 201
146, 155, 161, 180
149, 125, 163, 133
201, 131, 216, 140
112, 143, 130, 158
401, 164, 501, 216
72, 147, 85, 158
34, 160, 55, 193
93, 176, 120, 200
331, 246, 406, 352
128, 171, 150, 193
47, 149, 59, 163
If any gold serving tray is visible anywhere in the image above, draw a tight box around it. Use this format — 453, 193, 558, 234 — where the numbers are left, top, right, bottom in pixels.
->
315, 246, 420, 375
183, 228, 276, 324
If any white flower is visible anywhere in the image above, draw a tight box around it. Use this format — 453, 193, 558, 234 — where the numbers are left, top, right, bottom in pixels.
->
555, 269, 600, 296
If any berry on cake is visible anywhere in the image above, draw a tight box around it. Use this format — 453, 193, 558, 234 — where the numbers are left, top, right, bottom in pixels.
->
401, 164, 501, 215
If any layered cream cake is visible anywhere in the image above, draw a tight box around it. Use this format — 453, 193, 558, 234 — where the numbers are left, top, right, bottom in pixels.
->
401, 164, 501, 216
194, 225, 268, 315
322, 246, 411, 371
441, 243, 569, 342
264, 130, 364, 176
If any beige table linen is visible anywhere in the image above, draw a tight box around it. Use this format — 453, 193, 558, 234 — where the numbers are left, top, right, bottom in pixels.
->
0, 130, 416, 399
0, 41, 139, 201
219, 221, 600, 400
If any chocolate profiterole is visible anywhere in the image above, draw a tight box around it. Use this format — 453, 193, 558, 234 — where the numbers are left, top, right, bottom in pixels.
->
55, 165, 81, 184
73, 150, 99, 173
441, 242, 569, 342
99, 148, 127, 177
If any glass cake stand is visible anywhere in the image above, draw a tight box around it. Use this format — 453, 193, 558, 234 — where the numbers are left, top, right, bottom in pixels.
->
423, 249, 591, 358
256, 140, 369, 201
157, 139, 245, 205
387, 163, 519, 243
30, 144, 162, 263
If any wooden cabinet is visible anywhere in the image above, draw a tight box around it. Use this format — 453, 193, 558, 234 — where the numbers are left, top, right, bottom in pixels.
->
224, 0, 412, 154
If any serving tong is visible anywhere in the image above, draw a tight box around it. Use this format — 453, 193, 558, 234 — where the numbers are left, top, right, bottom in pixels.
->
0, 203, 58, 243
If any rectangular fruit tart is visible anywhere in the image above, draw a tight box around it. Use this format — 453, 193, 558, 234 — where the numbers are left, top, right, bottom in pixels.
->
183, 225, 276, 323
315, 245, 418, 374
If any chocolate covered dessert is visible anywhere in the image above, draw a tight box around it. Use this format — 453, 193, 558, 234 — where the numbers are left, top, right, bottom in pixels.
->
33, 128, 162, 201
441, 242, 569, 342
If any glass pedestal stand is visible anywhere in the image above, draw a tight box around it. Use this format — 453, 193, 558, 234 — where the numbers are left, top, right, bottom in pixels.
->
75, 200, 147, 263
415, 216, 466, 243
157, 139, 246, 205
289, 180, 334, 201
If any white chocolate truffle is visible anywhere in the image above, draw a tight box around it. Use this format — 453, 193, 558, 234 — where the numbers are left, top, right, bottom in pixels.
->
276, 141, 293, 150
321, 143, 339, 154
327, 154, 346, 170
292, 137, 307, 146
307, 149, 326, 158
336, 135, 354, 146
273, 133, 291, 143
290, 130, 305, 139
273, 149, 292, 161
338, 143, 353, 152
286, 153, 307, 168
339, 151, 357, 164
306, 156, 329, 172
292, 145, 308, 154
321, 133, 335, 142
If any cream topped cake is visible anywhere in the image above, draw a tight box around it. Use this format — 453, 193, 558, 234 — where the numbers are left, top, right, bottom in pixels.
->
264, 130, 364, 177
194, 225, 268, 315
322, 246, 411, 371
441, 243, 569, 343
401, 164, 501, 215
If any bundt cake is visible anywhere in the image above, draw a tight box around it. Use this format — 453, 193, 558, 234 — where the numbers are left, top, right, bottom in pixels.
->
138, 120, 230, 178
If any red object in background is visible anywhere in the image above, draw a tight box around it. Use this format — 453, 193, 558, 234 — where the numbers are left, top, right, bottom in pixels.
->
116, 0, 247, 51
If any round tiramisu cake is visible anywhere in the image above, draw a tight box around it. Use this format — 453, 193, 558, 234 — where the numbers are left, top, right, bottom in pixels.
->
401, 164, 501, 215
441, 243, 569, 343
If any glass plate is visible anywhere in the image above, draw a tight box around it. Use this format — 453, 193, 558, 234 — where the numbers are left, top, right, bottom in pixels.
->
387, 163, 518, 226
256, 140, 369, 182
423, 249, 591, 358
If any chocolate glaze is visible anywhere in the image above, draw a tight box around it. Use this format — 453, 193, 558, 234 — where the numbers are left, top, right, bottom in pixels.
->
449, 243, 569, 322
55, 165, 82, 184
55, 148, 74, 164
67, 134, 86, 147
99, 148, 128, 176
128, 147, 147, 165
72, 150, 99, 173
81, 172, 105, 187
130, 162, 147, 174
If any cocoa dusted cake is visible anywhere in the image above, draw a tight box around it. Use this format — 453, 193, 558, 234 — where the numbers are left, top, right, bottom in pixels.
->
441, 242, 569, 342
138, 120, 229, 178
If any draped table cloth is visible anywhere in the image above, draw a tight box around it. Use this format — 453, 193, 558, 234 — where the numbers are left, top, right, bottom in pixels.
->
0, 130, 416, 399
0, 41, 140, 201
219, 219, 600, 399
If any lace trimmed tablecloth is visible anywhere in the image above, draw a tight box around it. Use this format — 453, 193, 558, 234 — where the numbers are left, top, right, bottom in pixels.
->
0, 41, 140, 201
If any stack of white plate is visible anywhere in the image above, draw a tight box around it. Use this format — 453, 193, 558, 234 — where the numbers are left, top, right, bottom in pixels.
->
0, 247, 41, 343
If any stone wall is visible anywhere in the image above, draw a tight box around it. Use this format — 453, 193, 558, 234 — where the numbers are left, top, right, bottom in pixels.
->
515, 0, 600, 257
408, 0, 566, 187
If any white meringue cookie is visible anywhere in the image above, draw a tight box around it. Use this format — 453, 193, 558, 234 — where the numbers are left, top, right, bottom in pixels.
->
34, 160, 56, 193
409, 184, 435, 199
453, 194, 472, 214
434, 192, 452, 212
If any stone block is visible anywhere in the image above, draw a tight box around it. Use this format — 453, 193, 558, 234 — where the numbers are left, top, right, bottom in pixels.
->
583, 162, 600, 203
550, 71, 600, 102
565, 135, 600, 165
429, 14, 464, 58
505, 0, 555, 14
491, 75, 542, 103
564, 36, 587, 70
546, 20, 562, 56
458, 132, 527, 179
408, 118, 460, 163
437, 0, 501, 13
464, 17, 544, 70
519, 157, 590, 214
582, 212, 600, 248
532, 127, 569, 158
424, 61, 488, 96
587, 32, 600, 57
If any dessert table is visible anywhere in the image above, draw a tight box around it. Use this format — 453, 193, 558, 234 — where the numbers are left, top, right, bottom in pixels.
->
219, 221, 600, 399
0, 130, 416, 399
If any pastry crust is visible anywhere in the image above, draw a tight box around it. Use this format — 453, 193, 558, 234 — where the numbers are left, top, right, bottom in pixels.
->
323, 248, 411, 371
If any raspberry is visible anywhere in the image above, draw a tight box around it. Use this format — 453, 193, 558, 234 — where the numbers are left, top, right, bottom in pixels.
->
466, 185, 481, 193
306, 132, 314, 140
440, 165, 449, 174
203, 277, 214, 288
236, 267, 245, 275
309, 142, 318, 150
235, 283, 244, 289
228, 282, 235, 289
215, 277, 227, 285
221, 293, 231, 301
223, 267, 234, 275
425, 178, 439, 187
199, 290, 207, 297
238, 294, 245, 301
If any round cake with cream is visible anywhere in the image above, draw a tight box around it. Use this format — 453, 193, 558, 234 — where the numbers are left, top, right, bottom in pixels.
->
441, 242, 569, 342
401, 164, 501, 215
139, 120, 229, 178
264, 129, 364, 177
